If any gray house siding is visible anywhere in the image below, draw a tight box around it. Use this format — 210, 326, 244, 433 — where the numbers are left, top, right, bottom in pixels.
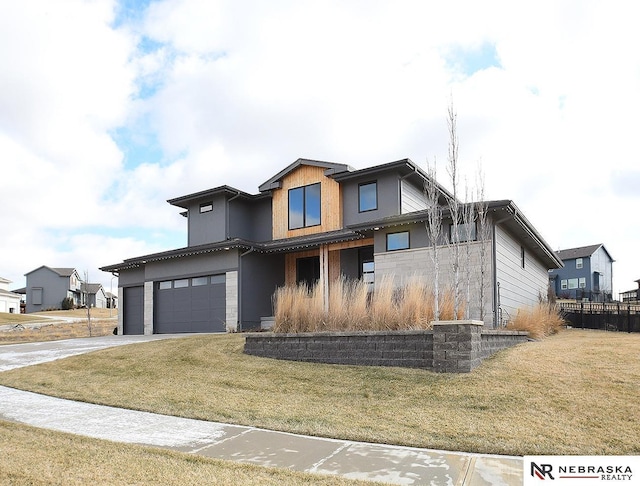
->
494, 225, 548, 325
374, 240, 494, 325
341, 172, 401, 226
25, 267, 81, 313
400, 179, 428, 214
187, 194, 228, 246
239, 252, 285, 330
229, 197, 272, 242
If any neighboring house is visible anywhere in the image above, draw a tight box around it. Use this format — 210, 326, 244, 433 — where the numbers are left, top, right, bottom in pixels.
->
101, 158, 562, 335
106, 292, 118, 309
548, 244, 614, 302
621, 279, 640, 303
82, 283, 108, 309
0, 277, 22, 314
24, 266, 108, 313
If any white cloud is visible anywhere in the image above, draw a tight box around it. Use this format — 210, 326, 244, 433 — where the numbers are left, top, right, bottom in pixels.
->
1, 0, 639, 294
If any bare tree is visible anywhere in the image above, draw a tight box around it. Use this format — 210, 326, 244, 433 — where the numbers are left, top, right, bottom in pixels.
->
424, 158, 443, 321
84, 270, 92, 337
475, 164, 491, 323
462, 179, 476, 320
446, 100, 461, 319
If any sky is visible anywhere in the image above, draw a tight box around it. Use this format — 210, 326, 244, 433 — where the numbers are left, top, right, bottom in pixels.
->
1, 0, 639, 297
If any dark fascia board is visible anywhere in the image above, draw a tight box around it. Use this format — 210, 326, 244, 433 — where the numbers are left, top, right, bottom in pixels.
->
331, 158, 455, 202
99, 239, 254, 273
258, 158, 353, 192
99, 230, 367, 272
346, 199, 563, 270
167, 185, 265, 209
258, 229, 366, 253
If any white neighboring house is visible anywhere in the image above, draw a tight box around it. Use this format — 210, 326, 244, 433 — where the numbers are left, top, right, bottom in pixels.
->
0, 277, 22, 314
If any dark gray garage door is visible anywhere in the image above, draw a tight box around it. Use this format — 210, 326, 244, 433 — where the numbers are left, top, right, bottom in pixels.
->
123, 286, 144, 335
154, 275, 226, 333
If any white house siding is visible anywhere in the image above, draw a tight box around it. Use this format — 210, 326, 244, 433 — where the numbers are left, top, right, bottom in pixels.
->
400, 179, 428, 214
590, 246, 613, 294
374, 240, 494, 324
494, 225, 548, 325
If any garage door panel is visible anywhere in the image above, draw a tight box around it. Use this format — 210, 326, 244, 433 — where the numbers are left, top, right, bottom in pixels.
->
123, 286, 144, 335
154, 275, 226, 333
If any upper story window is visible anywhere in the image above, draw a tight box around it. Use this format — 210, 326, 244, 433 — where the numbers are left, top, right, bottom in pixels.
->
358, 181, 377, 212
289, 183, 321, 229
386, 231, 410, 251
450, 222, 476, 243
576, 258, 583, 269
199, 202, 213, 213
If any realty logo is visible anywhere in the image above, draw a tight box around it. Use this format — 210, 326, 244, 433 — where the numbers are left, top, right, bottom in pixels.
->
531, 462, 555, 480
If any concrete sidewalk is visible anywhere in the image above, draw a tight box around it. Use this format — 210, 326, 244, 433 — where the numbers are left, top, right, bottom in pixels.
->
0, 335, 524, 485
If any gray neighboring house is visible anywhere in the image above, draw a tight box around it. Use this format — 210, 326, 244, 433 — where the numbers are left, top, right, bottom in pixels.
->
0, 277, 22, 314
101, 158, 562, 335
83, 283, 108, 309
24, 266, 107, 313
548, 244, 614, 302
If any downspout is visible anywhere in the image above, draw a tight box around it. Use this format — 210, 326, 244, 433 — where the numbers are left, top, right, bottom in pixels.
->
238, 246, 255, 331
226, 191, 242, 240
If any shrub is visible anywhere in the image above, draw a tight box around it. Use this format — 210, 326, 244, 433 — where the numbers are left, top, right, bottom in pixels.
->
61, 297, 75, 310
506, 303, 565, 339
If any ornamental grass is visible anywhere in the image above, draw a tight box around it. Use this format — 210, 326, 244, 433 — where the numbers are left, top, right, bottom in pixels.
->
272, 277, 463, 333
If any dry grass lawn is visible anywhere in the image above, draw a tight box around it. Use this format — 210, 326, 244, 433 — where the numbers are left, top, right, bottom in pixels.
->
0, 309, 118, 344
0, 420, 373, 486
0, 329, 638, 456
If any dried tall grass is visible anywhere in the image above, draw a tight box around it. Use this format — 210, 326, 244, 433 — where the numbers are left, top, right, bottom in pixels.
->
505, 303, 565, 339
272, 277, 464, 333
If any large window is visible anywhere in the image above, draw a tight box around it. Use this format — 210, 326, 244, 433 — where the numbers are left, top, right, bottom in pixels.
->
358, 182, 377, 212
386, 231, 410, 251
289, 183, 321, 229
296, 256, 320, 288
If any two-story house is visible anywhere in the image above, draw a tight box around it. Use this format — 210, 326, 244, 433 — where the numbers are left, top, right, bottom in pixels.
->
548, 244, 614, 302
24, 266, 108, 313
101, 158, 562, 335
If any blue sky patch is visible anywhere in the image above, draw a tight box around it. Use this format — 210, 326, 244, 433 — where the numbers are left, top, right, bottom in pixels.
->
445, 42, 502, 76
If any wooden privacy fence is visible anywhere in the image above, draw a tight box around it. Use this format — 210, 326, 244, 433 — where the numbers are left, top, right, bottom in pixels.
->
559, 302, 640, 333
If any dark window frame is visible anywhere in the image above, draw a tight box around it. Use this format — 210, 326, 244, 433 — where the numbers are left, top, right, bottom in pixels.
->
449, 222, 477, 243
358, 181, 378, 212
386, 231, 410, 251
288, 183, 322, 230
199, 201, 213, 213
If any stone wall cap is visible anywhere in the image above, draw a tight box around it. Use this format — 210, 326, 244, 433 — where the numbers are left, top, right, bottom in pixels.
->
481, 330, 529, 336
245, 330, 434, 338
431, 320, 484, 326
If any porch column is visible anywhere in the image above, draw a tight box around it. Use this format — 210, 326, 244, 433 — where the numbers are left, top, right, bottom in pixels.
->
319, 244, 329, 313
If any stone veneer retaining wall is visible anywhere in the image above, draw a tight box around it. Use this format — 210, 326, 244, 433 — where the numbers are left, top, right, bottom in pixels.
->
243, 321, 529, 373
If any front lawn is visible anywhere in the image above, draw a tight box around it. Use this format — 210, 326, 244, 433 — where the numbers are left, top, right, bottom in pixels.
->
0, 329, 638, 456
0, 420, 372, 485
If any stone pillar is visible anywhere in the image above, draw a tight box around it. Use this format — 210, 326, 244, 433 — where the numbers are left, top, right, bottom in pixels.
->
143, 281, 154, 335
431, 320, 483, 373
225, 271, 238, 332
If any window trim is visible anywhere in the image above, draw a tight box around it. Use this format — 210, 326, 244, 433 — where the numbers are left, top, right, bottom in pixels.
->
199, 201, 213, 213
386, 231, 410, 251
288, 183, 321, 230
358, 181, 378, 213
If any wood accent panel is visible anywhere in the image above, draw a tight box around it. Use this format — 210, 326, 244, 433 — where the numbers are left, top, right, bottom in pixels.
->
284, 250, 319, 286
272, 165, 342, 240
